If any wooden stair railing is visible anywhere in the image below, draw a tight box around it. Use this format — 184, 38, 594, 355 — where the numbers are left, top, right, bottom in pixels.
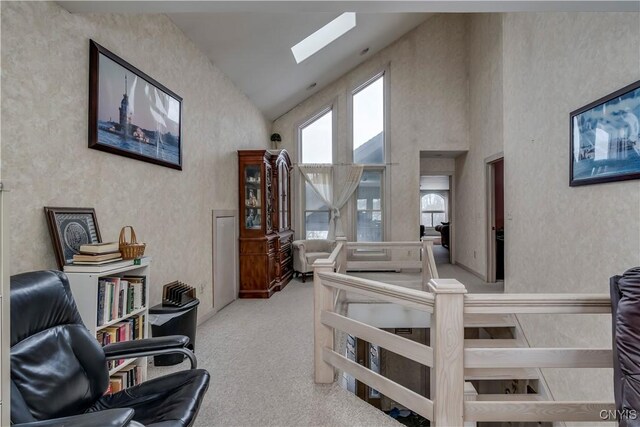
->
312, 241, 616, 425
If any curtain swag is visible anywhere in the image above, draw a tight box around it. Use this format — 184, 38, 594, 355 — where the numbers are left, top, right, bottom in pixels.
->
298, 164, 364, 239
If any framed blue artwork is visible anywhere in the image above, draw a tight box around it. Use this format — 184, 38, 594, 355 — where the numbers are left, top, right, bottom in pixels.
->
570, 80, 640, 186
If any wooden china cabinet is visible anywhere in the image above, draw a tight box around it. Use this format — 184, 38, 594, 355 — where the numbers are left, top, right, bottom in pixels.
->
238, 149, 293, 298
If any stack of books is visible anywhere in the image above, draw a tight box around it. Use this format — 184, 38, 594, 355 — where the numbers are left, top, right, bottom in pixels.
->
64, 243, 138, 273
72, 242, 121, 265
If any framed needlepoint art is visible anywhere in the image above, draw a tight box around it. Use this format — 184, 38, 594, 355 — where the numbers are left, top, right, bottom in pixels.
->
44, 207, 102, 269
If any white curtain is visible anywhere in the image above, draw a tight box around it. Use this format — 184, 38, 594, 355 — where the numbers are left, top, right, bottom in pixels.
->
299, 164, 364, 239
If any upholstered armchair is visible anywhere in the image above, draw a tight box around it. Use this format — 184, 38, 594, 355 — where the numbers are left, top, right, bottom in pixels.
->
292, 239, 335, 282
10, 270, 210, 427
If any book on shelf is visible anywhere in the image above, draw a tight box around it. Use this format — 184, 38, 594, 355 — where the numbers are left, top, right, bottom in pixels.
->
72, 257, 123, 266
106, 365, 141, 394
64, 259, 132, 273
79, 242, 119, 254
73, 252, 122, 263
123, 276, 147, 308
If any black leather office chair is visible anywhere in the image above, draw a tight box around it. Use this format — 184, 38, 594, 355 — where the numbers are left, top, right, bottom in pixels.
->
10, 270, 210, 427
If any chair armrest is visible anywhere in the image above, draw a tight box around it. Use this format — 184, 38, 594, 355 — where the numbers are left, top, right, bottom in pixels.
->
103, 335, 197, 369
292, 240, 306, 252
14, 409, 135, 427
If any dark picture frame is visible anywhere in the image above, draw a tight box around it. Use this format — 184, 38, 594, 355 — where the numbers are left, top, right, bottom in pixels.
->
89, 40, 183, 170
44, 207, 102, 270
570, 80, 640, 186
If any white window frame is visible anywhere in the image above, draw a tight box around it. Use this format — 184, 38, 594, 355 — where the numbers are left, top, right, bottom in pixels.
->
296, 103, 337, 240
420, 191, 449, 229
354, 166, 386, 245
347, 66, 390, 247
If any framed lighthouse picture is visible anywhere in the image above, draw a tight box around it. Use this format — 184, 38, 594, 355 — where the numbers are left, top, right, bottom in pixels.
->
88, 40, 183, 170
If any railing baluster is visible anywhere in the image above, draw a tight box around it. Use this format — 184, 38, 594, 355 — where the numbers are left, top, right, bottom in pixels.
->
314, 258, 335, 383
430, 278, 467, 427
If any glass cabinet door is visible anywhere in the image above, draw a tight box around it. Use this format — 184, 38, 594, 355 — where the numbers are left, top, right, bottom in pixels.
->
283, 164, 289, 230
244, 165, 262, 230
265, 164, 273, 233
278, 162, 285, 230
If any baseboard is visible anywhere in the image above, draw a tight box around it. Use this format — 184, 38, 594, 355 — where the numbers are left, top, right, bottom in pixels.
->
454, 261, 487, 282
197, 306, 216, 326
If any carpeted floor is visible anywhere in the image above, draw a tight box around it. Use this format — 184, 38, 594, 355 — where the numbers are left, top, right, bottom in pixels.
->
148, 246, 501, 426
148, 278, 399, 427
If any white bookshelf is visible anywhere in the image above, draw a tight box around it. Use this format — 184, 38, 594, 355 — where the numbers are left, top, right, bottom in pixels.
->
66, 257, 151, 384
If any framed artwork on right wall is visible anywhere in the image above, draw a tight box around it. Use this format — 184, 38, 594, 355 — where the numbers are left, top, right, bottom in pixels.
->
570, 80, 640, 186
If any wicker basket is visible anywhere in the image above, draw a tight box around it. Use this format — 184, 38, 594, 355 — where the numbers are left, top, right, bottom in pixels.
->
119, 226, 146, 260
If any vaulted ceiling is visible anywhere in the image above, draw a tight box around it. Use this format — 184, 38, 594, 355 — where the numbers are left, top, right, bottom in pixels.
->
58, 1, 638, 120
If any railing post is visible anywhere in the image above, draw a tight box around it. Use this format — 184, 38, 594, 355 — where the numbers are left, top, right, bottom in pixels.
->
429, 278, 467, 427
336, 236, 347, 273
313, 259, 335, 383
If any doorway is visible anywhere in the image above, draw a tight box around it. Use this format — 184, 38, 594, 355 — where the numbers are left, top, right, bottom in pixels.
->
486, 156, 504, 282
419, 175, 452, 264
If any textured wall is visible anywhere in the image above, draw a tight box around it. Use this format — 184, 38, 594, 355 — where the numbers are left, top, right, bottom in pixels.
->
272, 14, 469, 242
1, 2, 271, 318
503, 12, 640, 407
455, 13, 504, 277
419, 158, 455, 176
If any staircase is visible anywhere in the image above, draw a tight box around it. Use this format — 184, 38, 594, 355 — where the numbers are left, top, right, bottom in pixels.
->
313, 238, 614, 426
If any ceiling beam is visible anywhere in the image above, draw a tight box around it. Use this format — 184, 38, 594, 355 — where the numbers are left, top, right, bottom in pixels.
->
57, 1, 639, 14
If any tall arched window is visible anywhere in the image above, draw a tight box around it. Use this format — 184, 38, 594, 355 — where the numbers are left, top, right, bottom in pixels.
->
421, 193, 447, 227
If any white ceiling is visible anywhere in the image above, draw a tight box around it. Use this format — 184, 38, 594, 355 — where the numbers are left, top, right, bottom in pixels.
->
168, 12, 430, 119
58, 1, 638, 120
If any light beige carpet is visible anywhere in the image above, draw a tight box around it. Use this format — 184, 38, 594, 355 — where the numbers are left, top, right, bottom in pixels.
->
148, 278, 399, 427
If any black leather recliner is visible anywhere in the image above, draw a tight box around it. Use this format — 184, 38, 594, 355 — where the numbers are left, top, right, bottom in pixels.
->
611, 267, 640, 427
10, 270, 210, 427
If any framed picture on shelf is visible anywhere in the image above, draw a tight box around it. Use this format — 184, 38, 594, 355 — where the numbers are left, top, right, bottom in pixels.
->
44, 207, 102, 269
88, 40, 183, 170
570, 80, 640, 186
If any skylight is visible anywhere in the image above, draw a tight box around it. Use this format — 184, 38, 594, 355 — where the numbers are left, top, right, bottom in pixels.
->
291, 12, 356, 64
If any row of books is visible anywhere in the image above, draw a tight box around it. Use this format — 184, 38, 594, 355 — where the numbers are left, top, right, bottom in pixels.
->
97, 314, 146, 370
97, 314, 146, 346
106, 365, 142, 394
97, 276, 146, 326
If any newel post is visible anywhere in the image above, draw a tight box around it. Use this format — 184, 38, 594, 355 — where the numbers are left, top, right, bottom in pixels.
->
429, 278, 467, 427
313, 259, 335, 383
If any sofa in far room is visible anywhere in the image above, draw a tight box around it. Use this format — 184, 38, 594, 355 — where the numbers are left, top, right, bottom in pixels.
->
435, 222, 450, 249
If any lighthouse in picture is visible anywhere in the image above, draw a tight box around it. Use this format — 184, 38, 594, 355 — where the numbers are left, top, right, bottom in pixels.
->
118, 74, 129, 136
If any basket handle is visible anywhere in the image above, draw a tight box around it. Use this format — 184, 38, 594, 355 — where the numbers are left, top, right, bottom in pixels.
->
119, 226, 138, 245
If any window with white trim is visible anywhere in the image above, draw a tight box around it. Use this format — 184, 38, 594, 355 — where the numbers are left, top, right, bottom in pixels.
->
356, 170, 383, 242
299, 108, 333, 239
421, 192, 448, 227
351, 71, 387, 242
